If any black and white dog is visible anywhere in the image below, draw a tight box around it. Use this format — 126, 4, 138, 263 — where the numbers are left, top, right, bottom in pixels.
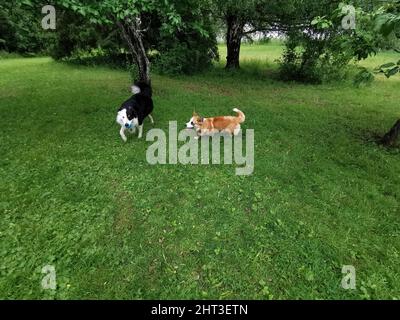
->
116, 81, 154, 141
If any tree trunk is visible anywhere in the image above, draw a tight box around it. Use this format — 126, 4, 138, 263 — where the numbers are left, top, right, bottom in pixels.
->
117, 19, 151, 85
225, 15, 244, 69
381, 119, 400, 147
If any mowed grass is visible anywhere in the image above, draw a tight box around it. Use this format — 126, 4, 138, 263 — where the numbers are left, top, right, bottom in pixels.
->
218, 41, 284, 64
0, 43, 400, 299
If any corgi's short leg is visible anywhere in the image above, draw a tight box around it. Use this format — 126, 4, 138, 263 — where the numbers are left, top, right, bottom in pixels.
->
233, 125, 241, 136
221, 128, 231, 135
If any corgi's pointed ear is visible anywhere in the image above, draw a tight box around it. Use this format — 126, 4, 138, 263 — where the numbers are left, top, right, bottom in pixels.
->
193, 111, 199, 117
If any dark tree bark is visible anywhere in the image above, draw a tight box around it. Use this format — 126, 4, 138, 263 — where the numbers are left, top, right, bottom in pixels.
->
117, 19, 151, 85
225, 14, 244, 69
381, 119, 400, 147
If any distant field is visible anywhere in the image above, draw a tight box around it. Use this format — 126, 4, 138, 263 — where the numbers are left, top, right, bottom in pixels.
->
218, 42, 284, 65
218, 42, 399, 72
0, 44, 399, 299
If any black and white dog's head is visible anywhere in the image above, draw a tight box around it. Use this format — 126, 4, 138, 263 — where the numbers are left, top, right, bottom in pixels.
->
116, 106, 138, 129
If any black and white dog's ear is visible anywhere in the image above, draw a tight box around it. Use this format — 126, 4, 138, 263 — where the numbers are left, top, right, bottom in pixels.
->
126, 107, 133, 119
126, 107, 137, 120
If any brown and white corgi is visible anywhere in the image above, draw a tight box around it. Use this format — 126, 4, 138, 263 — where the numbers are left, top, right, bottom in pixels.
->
186, 108, 245, 137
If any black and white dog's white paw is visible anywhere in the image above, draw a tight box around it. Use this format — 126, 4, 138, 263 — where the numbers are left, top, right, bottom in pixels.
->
120, 127, 128, 142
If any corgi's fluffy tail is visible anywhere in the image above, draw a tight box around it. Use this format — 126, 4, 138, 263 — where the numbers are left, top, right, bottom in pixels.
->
233, 108, 245, 123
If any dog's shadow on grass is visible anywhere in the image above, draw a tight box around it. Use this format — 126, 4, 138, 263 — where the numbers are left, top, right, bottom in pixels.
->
359, 129, 400, 153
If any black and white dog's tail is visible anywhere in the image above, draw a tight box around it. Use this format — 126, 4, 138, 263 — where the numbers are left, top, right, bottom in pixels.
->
131, 81, 152, 98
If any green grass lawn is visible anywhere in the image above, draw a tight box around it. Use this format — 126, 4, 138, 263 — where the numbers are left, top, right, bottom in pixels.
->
1, 43, 400, 299
218, 41, 284, 64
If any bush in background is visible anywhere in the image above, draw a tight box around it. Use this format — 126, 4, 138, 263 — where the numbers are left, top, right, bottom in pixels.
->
152, 0, 219, 75
0, 1, 53, 55
278, 1, 390, 83
154, 39, 218, 75
279, 31, 354, 83
49, 9, 122, 61
61, 48, 131, 68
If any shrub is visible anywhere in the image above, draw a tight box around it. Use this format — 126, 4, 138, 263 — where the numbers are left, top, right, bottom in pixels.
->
279, 32, 353, 83
154, 41, 218, 75
0, 2, 51, 55
278, 2, 386, 84
49, 9, 122, 61
153, 29, 219, 75
151, 1, 219, 75
61, 48, 131, 68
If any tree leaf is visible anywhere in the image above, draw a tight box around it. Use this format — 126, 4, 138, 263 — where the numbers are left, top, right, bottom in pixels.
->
380, 62, 396, 69
385, 66, 399, 78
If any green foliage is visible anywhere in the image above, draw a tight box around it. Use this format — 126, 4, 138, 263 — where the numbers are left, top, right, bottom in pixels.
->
352, 0, 400, 84
215, 0, 263, 20
128, 63, 139, 82
215, 0, 285, 30
375, 1, 400, 37
373, 0, 400, 78
311, 16, 334, 29
279, 31, 353, 83
278, 1, 347, 83
154, 42, 218, 75
279, 1, 388, 83
61, 48, 131, 68
375, 60, 400, 77
53, 0, 218, 75
48, 8, 121, 60
154, 43, 209, 75
54, 0, 182, 34
354, 67, 375, 87
0, 1, 53, 55
154, 0, 219, 75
